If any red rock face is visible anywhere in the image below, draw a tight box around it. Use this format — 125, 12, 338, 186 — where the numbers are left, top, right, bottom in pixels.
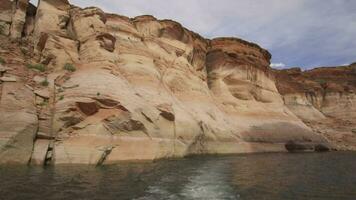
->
275, 65, 356, 150
275, 65, 356, 113
0, 0, 13, 11
206, 38, 278, 103
208, 38, 271, 70
275, 66, 356, 95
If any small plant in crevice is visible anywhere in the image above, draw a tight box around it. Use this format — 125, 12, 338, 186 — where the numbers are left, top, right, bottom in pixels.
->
0, 24, 4, 35
27, 63, 46, 72
351, 66, 356, 75
315, 79, 329, 89
41, 78, 49, 87
111, 26, 120, 32
39, 101, 48, 107
97, 92, 101, 96
57, 88, 64, 93
0, 57, 5, 64
63, 63, 76, 72
20, 47, 28, 55
315, 79, 327, 85
59, 95, 64, 101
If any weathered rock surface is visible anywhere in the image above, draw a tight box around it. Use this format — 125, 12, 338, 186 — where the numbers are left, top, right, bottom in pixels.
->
30, 139, 50, 165
0, 0, 353, 165
0, 0, 13, 36
275, 65, 356, 150
10, 0, 29, 38
0, 82, 37, 164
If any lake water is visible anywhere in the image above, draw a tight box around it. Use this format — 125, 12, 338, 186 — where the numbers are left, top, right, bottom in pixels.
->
0, 152, 355, 200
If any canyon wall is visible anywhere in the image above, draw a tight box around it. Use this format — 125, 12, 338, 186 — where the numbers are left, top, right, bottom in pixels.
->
275, 65, 356, 150
0, 0, 348, 165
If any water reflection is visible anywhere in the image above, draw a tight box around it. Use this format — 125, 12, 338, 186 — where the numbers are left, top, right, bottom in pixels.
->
0, 152, 355, 200
229, 153, 356, 200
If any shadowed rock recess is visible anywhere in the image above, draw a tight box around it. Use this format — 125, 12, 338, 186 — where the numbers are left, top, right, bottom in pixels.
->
0, 0, 354, 165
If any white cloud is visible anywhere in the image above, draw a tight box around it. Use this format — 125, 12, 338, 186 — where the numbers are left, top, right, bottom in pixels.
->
29, 0, 38, 6
270, 63, 287, 69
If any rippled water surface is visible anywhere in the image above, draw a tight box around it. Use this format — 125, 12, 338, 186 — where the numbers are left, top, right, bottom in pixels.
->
1, 152, 356, 200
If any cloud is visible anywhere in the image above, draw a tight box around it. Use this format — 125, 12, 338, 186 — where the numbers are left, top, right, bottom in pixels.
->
29, 0, 38, 6
270, 63, 287, 69
30, 0, 356, 69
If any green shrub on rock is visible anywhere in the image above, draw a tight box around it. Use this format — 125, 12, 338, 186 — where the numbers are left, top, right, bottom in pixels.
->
0, 24, 4, 35
350, 65, 356, 75
63, 63, 76, 72
316, 79, 327, 85
41, 78, 49, 87
27, 63, 46, 72
0, 57, 5, 64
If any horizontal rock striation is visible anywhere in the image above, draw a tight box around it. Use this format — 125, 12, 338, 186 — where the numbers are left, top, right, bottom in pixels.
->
0, 0, 346, 165
275, 65, 356, 150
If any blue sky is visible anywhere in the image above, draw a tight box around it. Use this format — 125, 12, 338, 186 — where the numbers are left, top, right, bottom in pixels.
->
30, 0, 356, 69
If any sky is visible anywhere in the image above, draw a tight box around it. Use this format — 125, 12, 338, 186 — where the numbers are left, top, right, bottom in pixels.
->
30, 0, 356, 69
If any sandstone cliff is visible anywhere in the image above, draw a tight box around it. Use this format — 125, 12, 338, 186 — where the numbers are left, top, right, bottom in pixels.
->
0, 0, 344, 165
275, 65, 356, 150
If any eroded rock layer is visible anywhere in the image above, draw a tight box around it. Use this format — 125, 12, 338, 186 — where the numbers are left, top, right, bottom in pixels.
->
0, 0, 349, 165
275, 65, 356, 150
